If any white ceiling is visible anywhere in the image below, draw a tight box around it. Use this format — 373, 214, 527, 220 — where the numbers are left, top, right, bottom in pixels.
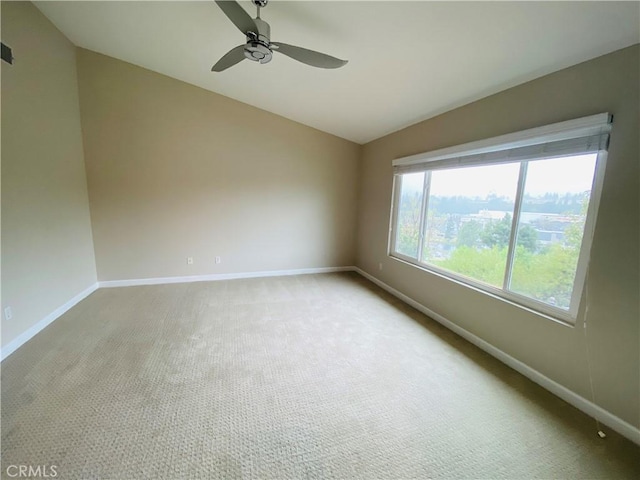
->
34, 1, 639, 144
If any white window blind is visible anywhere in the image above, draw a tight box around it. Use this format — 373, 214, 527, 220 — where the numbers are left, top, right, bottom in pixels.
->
393, 113, 612, 174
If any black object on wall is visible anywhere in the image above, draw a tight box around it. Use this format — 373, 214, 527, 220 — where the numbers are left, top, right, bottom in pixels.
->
2, 43, 14, 64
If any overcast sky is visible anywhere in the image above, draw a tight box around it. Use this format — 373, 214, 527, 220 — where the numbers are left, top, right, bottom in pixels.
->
401, 153, 597, 198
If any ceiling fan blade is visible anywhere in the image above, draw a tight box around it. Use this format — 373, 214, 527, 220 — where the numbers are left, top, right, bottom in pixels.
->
214, 0, 258, 36
272, 43, 347, 69
212, 45, 246, 72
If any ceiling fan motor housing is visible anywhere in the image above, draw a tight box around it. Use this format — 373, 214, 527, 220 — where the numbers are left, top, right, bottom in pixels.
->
244, 40, 272, 63
244, 17, 272, 64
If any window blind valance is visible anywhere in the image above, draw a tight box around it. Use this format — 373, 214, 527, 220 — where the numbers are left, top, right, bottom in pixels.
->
392, 113, 612, 174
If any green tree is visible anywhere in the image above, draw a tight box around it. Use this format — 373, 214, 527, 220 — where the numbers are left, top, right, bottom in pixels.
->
510, 244, 579, 308
564, 192, 590, 250
480, 214, 512, 248
435, 246, 507, 288
516, 225, 538, 253
396, 192, 422, 257
444, 215, 457, 241
457, 220, 482, 248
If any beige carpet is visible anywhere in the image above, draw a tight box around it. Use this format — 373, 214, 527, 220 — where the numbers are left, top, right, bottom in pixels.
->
1, 272, 638, 479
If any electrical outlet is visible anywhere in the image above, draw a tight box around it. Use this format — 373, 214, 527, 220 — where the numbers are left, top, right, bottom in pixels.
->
187, 257, 193, 265
215, 256, 221, 264
378, 262, 383, 271
4, 306, 13, 321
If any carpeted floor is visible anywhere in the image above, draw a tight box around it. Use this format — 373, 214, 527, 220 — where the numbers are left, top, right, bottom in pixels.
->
1, 272, 638, 479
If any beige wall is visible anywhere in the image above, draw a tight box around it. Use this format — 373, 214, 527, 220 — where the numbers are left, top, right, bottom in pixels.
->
357, 45, 639, 427
1, 2, 97, 349
76, 50, 360, 281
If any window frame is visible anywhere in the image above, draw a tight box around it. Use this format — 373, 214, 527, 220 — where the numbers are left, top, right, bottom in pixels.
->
388, 114, 611, 324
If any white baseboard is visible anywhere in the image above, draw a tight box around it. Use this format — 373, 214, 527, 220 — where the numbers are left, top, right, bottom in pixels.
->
353, 267, 640, 446
98, 266, 355, 288
1, 282, 99, 362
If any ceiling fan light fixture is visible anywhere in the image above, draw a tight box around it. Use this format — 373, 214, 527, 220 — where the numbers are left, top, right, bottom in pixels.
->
244, 41, 272, 64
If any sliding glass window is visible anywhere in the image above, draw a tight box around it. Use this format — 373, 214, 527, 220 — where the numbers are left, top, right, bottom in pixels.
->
389, 114, 611, 323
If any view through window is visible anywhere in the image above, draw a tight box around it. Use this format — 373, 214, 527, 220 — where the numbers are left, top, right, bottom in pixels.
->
392, 153, 599, 317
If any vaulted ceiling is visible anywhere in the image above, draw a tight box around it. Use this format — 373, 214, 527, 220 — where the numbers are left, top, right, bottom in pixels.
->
35, 1, 640, 144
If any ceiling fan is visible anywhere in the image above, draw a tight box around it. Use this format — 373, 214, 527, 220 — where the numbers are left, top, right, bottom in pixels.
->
211, 0, 348, 72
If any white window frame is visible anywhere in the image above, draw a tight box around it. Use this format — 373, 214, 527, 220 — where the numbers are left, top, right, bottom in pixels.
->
388, 113, 612, 324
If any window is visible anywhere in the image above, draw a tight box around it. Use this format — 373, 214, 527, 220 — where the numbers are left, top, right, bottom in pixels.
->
389, 114, 611, 323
